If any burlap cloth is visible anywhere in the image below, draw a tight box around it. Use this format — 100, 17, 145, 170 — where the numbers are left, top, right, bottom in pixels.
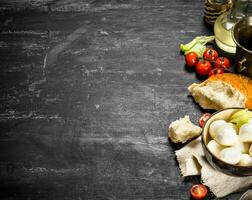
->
175, 136, 252, 198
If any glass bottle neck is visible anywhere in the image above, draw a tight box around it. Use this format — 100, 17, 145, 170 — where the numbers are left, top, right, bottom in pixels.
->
228, 0, 249, 20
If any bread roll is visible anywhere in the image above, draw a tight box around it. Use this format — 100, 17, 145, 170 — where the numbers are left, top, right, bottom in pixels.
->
188, 73, 252, 110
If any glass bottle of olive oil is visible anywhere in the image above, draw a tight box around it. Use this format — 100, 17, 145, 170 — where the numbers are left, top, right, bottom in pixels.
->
214, 0, 249, 54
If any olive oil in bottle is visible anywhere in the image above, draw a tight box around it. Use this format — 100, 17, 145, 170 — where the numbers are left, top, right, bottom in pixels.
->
214, 0, 249, 54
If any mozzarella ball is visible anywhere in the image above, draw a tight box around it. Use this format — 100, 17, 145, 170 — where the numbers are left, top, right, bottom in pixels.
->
207, 140, 223, 158
220, 147, 242, 165
232, 138, 249, 153
239, 123, 252, 142
239, 154, 252, 166
249, 144, 252, 157
227, 122, 238, 133
214, 125, 237, 146
209, 120, 227, 138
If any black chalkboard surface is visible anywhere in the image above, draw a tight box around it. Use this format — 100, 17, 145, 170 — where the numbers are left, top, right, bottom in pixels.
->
0, 0, 244, 199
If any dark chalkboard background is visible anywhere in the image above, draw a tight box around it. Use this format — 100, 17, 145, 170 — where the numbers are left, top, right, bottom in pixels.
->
0, 0, 245, 199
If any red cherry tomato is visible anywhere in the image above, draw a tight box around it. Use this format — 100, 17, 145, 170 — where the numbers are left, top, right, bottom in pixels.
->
185, 52, 198, 67
198, 113, 211, 128
203, 48, 219, 61
190, 184, 208, 200
214, 57, 230, 69
196, 60, 212, 76
208, 69, 215, 77
208, 67, 225, 77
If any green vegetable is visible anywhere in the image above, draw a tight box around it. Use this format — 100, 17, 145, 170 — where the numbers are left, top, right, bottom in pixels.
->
188, 43, 206, 58
229, 109, 252, 128
180, 36, 215, 58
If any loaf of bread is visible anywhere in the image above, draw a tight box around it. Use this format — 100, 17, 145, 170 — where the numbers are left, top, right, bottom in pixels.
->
188, 73, 252, 110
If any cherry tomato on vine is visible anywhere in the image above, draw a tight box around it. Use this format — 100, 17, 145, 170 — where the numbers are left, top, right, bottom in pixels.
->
198, 113, 211, 128
214, 57, 230, 69
208, 67, 225, 77
190, 184, 208, 200
203, 48, 219, 61
196, 60, 212, 76
185, 52, 198, 67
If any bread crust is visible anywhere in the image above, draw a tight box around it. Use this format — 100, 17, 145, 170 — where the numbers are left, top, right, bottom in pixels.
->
207, 73, 252, 109
188, 73, 252, 110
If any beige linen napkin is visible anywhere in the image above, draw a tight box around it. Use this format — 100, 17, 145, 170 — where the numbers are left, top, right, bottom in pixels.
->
175, 136, 252, 198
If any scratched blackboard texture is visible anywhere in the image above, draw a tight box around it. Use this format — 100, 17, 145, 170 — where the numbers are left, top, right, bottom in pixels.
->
0, 0, 244, 199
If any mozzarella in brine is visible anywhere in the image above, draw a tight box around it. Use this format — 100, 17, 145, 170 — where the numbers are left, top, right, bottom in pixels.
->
214, 125, 237, 146
239, 154, 252, 166
209, 119, 226, 138
207, 139, 223, 158
239, 123, 252, 142
220, 147, 242, 165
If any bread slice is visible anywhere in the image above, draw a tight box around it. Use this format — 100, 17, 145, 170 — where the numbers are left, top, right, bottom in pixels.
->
188, 73, 252, 110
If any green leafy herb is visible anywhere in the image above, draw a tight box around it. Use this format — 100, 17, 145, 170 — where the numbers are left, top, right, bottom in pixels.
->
180, 36, 215, 58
